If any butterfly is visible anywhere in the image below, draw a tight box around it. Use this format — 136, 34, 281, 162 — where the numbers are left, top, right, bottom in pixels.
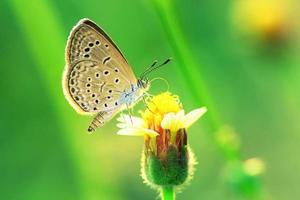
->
63, 18, 170, 132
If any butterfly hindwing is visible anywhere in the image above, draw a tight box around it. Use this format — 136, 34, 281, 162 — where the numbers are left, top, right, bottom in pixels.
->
63, 19, 137, 116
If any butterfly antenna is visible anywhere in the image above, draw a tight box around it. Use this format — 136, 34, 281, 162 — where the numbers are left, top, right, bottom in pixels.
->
161, 57, 172, 65
140, 59, 158, 78
140, 57, 172, 79
151, 60, 158, 67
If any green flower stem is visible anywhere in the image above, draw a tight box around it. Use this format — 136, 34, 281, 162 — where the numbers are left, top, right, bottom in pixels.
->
161, 186, 175, 200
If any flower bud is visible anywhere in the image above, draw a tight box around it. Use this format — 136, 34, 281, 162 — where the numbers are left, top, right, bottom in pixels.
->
142, 128, 195, 187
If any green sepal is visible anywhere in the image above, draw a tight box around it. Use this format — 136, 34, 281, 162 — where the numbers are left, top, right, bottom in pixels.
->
144, 145, 188, 186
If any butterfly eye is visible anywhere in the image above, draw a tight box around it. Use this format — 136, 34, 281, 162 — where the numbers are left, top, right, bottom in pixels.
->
115, 78, 120, 84
108, 90, 112, 93
89, 43, 94, 47
105, 44, 109, 48
114, 68, 119, 73
104, 103, 108, 108
95, 40, 100, 45
84, 48, 90, 52
84, 54, 90, 58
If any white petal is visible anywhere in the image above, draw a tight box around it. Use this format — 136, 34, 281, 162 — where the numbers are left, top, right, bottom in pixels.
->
161, 112, 176, 130
116, 114, 126, 123
174, 110, 185, 130
177, 110, 185, 118
117, 128, 158, 137
183, 107, 207, 128
116, 114, 144, 128
116, 123, 127, 129
161, 111, 185, 132
162, 110, 188, 132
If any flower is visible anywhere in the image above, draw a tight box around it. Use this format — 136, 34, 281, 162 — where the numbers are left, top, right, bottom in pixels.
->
116, 92, 207, 191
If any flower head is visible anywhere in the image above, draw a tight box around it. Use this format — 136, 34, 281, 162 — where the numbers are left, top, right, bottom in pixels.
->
117, 92, 206, 137
116, 92, 207, 189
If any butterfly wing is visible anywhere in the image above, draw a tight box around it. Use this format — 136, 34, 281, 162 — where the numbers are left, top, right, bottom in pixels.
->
63, 18, 137, 116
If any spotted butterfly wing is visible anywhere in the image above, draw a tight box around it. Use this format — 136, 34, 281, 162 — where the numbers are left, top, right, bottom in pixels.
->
63, 18, 137, 131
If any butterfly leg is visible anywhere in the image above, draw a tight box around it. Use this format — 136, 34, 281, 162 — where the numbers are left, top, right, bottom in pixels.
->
144, 92, 158, 110
126, 104, 133, 125
142, 94, 155, 114
119, 110, 130, 126
144, 91, 153, 98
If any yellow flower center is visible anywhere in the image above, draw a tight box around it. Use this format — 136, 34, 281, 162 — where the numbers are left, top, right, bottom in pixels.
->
140, 92, 182, 129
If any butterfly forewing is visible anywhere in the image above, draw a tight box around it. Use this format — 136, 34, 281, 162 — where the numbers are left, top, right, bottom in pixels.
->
63, 19, 137, 115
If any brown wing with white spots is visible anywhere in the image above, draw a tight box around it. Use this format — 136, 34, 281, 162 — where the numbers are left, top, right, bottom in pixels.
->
63, 18, 137, 115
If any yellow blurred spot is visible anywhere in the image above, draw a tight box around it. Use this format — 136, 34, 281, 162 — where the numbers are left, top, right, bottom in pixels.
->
244, 157, 266, 176
216, 125, 240, 150
232, 0, 296, 40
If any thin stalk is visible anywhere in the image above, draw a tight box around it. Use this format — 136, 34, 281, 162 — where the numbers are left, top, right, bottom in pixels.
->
151, 0, 222, 130
161, 186, 175, 200
151, 0, 242, 163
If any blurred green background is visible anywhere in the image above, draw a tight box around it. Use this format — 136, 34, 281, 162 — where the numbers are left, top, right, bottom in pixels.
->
1, 0, 300, 199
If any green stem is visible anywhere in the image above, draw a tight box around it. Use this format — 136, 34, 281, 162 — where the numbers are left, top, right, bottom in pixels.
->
151, 0, 222, 130
161, 186, 175, 200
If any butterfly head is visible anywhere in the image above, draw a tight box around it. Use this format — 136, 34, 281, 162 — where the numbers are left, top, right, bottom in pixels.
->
137, 78, 150, 90
139, 58, 172, 89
